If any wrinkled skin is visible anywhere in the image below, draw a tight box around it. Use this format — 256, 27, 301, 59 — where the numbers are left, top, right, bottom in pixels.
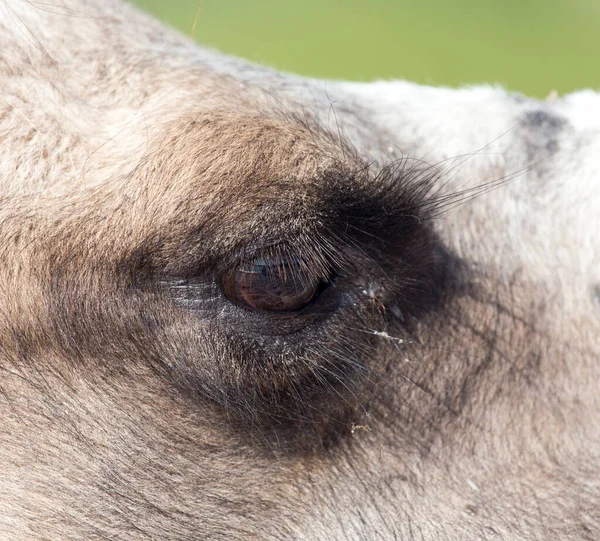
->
0, 1, 599, 539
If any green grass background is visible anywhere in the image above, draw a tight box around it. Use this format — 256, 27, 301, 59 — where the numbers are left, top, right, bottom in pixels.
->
133, 0, 600, 98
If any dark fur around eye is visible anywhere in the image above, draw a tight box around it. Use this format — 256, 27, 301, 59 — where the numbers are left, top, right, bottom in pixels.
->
100, 158, 449, 448
129, 164, 446, 443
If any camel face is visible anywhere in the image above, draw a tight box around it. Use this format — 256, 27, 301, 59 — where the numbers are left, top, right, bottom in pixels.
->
0, 1, 598, 539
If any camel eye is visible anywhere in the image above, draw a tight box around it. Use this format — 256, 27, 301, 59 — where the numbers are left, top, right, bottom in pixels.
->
222, 256, 323, 312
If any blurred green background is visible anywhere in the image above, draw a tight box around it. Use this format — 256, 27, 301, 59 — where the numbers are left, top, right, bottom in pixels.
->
133, 0, 600, 98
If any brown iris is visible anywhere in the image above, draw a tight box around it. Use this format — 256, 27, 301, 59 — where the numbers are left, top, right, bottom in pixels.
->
222, 256, 322, 312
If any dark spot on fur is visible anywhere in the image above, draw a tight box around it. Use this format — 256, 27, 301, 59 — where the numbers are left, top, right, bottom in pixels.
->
520, 109, 569, 182
465, 504, 479, 516
592, 284, 600, 310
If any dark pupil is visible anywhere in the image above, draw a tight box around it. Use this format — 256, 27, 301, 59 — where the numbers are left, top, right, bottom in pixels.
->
225, 257, 320, 311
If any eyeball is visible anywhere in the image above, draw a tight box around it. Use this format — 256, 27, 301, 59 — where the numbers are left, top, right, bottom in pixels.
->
221, 255, 323, 312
